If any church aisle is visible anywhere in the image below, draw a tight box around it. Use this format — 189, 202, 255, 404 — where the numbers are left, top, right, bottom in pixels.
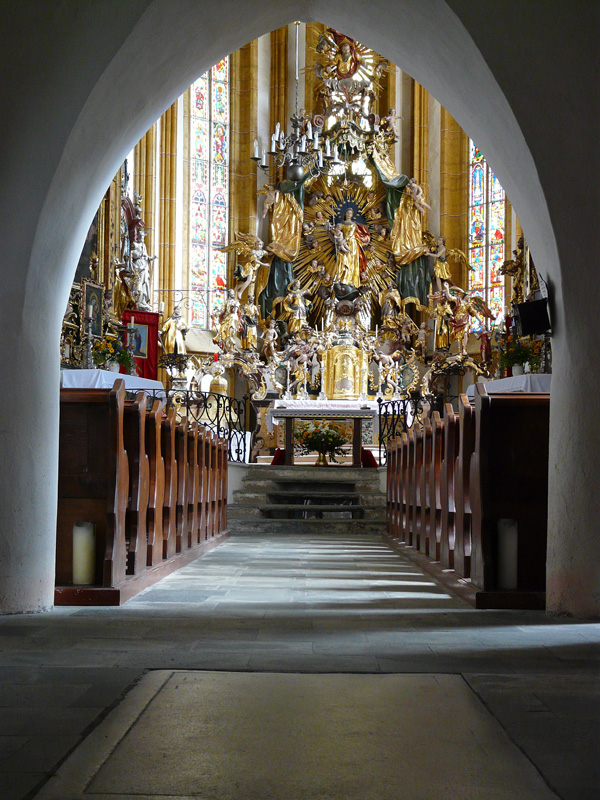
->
0, 533, 597, 799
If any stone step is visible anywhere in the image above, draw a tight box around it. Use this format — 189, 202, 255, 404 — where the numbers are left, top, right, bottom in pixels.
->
227, 518, 387, 535
232, 490, 386, 507
258, 503, 382, 519
243, 465, 381, 482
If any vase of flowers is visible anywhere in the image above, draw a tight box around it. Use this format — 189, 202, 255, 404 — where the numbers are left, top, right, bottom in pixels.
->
92, 338, 117, 369
498, 335, 542, 375
294, 420, 349, 465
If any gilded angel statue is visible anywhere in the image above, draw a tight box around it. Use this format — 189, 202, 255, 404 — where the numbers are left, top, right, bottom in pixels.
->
258, 184, 277, 219
219, 232, 271, 300
444, 283, 495, 356
426, 235, 474, 293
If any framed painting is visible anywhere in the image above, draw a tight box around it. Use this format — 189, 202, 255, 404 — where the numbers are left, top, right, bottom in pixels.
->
80, 279, 104, 340
122, 310, 159, 379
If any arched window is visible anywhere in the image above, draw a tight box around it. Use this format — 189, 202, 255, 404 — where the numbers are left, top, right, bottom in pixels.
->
468, 141, 505, 330
190, 58, 229, 328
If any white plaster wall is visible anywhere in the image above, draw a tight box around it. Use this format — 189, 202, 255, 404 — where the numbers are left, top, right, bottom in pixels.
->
0, 0, 598, 615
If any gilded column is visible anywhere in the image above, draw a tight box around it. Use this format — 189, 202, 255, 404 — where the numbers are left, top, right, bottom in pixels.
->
270, 26, 288, 186
305, 22, 325, 116
158, 102, 178, 316
134, 123, 157, 294
181, 89, 191, 300
439, 108, 468, 286
230, 40, 258, 266
411, 81, 429, 190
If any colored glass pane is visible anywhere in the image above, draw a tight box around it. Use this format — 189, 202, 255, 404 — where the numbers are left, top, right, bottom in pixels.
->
470, 163, 485, 206
212, 163, 228, 193
212, 122, 227, 165
194, 75, 209, 117
490, 172, 504, 203
489, 201, 504, 244
212, 59, 228, 81
190, 57, 228, 330
193, 159, 208, 191
470, 211, 485, 247
470, 141, 483, 162
212, 81, 228, 124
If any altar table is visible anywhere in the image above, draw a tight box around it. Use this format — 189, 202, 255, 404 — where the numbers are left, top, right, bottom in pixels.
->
466, 373, 551, 399
267, 400, 379, 467
61, 369, 165, 395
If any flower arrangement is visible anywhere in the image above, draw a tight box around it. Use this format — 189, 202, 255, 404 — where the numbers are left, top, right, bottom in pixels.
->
92, 338, 116, 367
92, 337, 136, 372
294, 420, 349, 462
498, 335, 542, 373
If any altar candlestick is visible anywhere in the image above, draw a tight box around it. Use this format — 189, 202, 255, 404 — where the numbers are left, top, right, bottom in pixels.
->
253, 139, 259, 159
86, 304, 93, 319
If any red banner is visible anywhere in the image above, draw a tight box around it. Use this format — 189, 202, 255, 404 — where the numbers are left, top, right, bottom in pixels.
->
121, 310, 160, 380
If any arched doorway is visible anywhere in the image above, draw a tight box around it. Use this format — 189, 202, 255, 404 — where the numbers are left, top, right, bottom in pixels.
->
1, 1, 597, 616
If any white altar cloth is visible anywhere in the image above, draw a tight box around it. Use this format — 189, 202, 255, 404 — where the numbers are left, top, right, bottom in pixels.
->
466, 373, 551, 399
266, 399, 380, 435
61, 369, 165, 394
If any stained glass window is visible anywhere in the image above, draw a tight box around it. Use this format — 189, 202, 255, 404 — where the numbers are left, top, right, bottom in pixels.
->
190, 58, 229, 328
468, 141, 505, 332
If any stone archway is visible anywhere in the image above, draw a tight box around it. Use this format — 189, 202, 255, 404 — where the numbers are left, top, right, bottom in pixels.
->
0, 0, 597, 616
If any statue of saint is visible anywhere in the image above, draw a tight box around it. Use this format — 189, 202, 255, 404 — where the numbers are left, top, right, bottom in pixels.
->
277, 280, 312, 335
216, 290, 241, 353
160, 306, 188, 355
240, 294, 259, 351
326, 207, 370, 287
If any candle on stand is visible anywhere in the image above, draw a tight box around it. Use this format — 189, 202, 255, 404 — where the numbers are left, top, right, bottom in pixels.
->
271, 133, 277, 151
318, 150, 324, 168
130, 315, 135, 327
279, 132, 285, 148
300, 134, 306, 151
325, 138, 331, 157
253, 139, 259, 159
313, 131, 319, 150
307, 121, 312, 139
159, 301, 165, 314
86, 304, 93, 319
72, 521, 95, 585
333, 144, 339, 161
275, 121, 280, 138
261, 150, 267, 167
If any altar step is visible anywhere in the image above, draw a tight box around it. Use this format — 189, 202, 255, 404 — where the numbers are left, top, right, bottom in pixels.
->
228, 465, 386, 535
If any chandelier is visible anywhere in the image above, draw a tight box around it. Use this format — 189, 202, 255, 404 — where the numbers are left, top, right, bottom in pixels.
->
251, 22, 343, 181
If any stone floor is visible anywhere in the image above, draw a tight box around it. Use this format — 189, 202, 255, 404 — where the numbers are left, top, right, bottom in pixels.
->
0, 533, 598, 799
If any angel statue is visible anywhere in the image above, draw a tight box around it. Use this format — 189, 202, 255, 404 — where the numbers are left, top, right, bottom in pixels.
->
215, 289, 241, 353
426, 236, 473, 293
273, 280, 312, 337
445, 283, 495, 356
219, 233, 270, 300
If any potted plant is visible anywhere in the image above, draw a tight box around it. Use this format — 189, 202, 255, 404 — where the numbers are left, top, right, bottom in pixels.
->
498, 335, 542, 376
294, 420, 349, 465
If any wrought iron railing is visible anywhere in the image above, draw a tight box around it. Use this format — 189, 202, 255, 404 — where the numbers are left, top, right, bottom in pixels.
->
126, 388, 248, 463
377, 395, 427, 466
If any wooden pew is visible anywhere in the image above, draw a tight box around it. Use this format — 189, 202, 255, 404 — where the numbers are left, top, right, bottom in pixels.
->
453, 395, 476, 579
399, 432, 410, 542
209, 431, 219, 539
417, 418, 433, 555
175, 417, 189, 553
123, 392, 150, 576
187, 422, 200, 548
145, 400, 165, 567
439, 403, 460, 569
386, 437, 399, 537
56, 380, 129, 588
410, 426, 424, 549
405, 428, 417, 546
427, 410, 445, 562
469, 385, 550, 593
161, 408, 178, 559
219, 438, 228, 534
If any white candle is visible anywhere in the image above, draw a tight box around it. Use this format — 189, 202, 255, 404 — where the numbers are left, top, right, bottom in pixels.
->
253, 139, 259, 158
333, 144, 339, 161
86, 304, 93, 319
325, 139, 331, 157
130, 315, 135, 327
318, 150, 324, 168
275, 121, 280, 138
159, 301, 165, 314
375, 324, 379, 336
301, 134, 307, 151
261, 149, 267, 167
271, 134, 277, 151
307, 121, 312, 139
280, 132, 285, 147
72, 521, 95, 585
313, 131, 319, 150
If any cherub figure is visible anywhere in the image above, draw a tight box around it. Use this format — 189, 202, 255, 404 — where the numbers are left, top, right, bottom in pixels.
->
406, 178, 431, 216
258, 184, 277, 218
261, 318, 280, 361
381, 107, 400, 137
415, 322, 428, 359
302, 223, 319, 251
328, 222, 351, 255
